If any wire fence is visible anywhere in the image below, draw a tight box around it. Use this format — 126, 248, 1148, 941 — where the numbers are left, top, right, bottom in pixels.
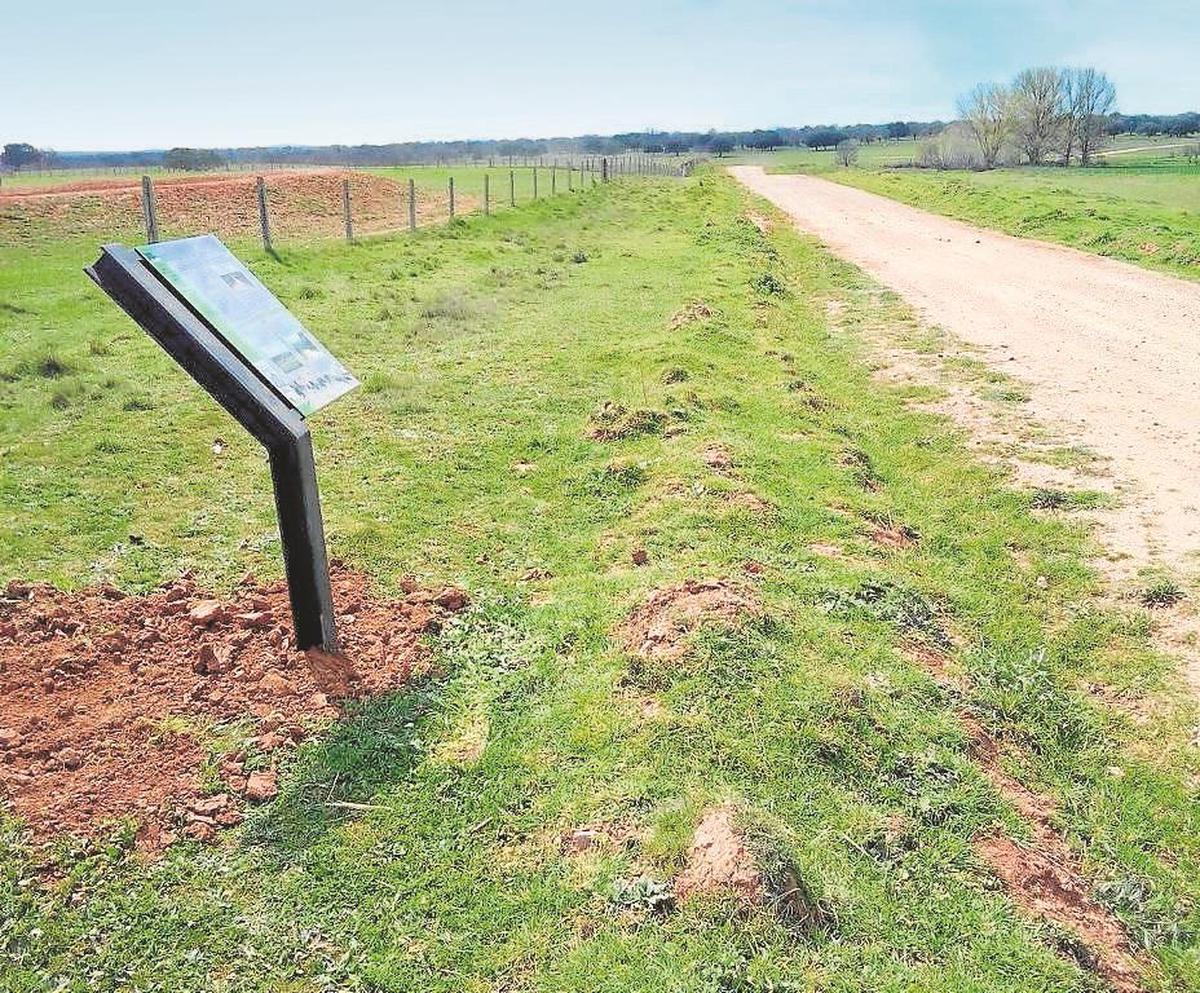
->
0, 155, 697, 250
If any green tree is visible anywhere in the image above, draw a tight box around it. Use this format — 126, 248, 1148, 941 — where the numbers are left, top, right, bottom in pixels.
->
1, 143, 42, 171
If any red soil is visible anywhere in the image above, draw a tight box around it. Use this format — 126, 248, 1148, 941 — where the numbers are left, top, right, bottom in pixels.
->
0, 170, 465, 247
0, 565, 466, 850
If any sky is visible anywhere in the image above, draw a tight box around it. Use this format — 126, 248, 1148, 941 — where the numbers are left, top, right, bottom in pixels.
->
5, 0, 1198, 151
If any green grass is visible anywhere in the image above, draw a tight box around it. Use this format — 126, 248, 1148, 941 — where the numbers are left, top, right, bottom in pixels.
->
2, 172, 1200, 991
757, 146, 1200, 281
370, 163, 599, 208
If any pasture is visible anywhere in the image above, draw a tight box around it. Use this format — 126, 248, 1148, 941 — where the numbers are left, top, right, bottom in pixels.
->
2, 170, 1200, 992
759, 141, 1200, 280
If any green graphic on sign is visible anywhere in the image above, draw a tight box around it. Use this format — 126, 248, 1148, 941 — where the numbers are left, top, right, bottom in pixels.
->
138, 235, 357, 415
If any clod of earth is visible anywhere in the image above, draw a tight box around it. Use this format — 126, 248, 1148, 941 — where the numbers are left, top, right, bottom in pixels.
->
617, 578, 759, 661
0, 565, 467, 849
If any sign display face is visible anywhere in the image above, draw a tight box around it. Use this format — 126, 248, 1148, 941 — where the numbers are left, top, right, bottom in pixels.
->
138, 235, 357, 415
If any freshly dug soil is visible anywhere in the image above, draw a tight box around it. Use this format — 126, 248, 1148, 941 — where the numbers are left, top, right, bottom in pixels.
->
0, 565, 466, 849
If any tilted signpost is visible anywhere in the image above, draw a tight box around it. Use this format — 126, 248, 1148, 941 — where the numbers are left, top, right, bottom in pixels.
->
85, 234, 358, 652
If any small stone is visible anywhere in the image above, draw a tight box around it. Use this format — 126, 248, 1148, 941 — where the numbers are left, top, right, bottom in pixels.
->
257, 671, 294, 695
236, 611, 273, 629
244, 770, 278, 803
0, 728, 22, 749
189, 793, 230, 817
189, 600, 224, 626
631, 548, 649, 566
182, 821, 218, 843
434, 588, 468, 612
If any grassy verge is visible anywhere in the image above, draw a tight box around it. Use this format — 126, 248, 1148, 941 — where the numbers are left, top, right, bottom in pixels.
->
2, 172, 1199, 991
774, 162, 1200, 281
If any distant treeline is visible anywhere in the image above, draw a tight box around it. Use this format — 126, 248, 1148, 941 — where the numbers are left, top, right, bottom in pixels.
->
4, 112, 1199, 172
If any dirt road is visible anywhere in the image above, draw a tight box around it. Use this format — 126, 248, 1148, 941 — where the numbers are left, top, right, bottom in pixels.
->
731, 165, 1200, 577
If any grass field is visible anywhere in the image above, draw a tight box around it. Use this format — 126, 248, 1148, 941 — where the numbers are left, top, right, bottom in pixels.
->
371, 163, 600, 207
3, 172, 1200, 990
754, 134, 1200, 281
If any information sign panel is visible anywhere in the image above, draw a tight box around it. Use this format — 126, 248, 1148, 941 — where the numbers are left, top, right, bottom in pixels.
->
138, 235, 357, 415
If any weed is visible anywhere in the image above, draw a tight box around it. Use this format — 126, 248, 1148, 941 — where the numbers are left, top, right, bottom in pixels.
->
818, 579, 948, 645
419, 288, 478, 321
1139, 580, 1185, 608
750, 272, 787, 296
610, 875, 675, 914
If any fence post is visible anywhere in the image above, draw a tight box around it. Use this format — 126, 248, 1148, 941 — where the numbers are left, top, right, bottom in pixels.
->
140, 175, 159, 244
341, 179, 354, 242
408, 178, 416, 231
509, 169, 515, 207
551, 165, 557, 194
256, 176, 272, 252
602, 158, 609, 182
568, 166, 573, 192
484, 173, 490, 215
533, 166, 538, 198
449, 176, 455, 219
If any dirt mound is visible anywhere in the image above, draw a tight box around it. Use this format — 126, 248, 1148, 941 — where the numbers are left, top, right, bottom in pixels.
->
701, 444, 735, 474
0, 566, 467, 849
669, 301, 714, 329
868, 519, 920, 549
585, 401, 669, 441
0, 170, 464, 247
618, 579, 758, 661
675, 807, 766, 906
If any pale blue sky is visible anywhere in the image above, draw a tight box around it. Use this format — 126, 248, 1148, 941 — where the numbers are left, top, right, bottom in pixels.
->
5, 0, 1197, 151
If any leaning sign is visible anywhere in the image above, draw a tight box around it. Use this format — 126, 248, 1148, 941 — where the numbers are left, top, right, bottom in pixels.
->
86, 235, 357, 652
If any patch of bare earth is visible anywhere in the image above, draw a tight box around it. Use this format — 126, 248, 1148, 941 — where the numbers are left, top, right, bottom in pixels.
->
675, 807, 766, 907
0, 170, 465, 247
903, 646, 1147, 989
617, 579, 759, 662
744, 210, 773, 234
867, 517, 920, 550
0, 566, 467, 850
701, 443, 736, 475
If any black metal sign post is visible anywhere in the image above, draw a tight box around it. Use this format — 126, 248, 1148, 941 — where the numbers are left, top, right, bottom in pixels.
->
85, 243, 342, 651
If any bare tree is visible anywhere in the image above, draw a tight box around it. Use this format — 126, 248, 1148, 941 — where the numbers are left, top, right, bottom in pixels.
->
957, 82, 1012, 169
1063, 67, 1116, 165
1012, 67, 1066, 165
835, 138, 860, 168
